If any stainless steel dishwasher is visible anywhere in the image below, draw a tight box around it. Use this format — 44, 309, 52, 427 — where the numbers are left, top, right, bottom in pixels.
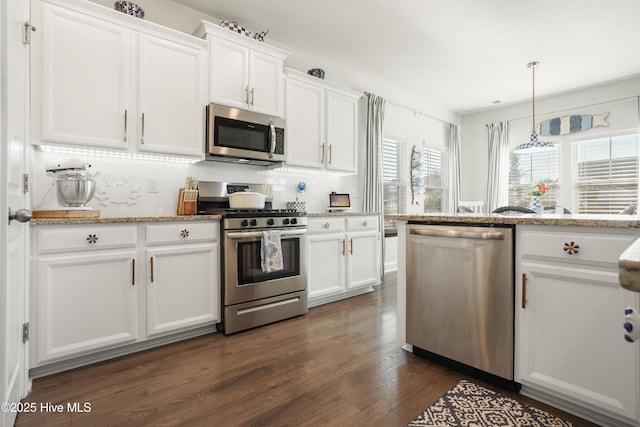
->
406, 223, 514, 381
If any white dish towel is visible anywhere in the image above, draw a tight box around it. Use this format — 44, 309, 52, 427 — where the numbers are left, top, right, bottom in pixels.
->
261, 230, 283, 272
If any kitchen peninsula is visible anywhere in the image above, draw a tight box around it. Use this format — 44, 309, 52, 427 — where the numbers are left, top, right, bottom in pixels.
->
388, 212, 640, 427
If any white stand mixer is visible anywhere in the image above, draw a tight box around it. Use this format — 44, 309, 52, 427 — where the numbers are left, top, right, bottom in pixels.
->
35, 159, 99, 217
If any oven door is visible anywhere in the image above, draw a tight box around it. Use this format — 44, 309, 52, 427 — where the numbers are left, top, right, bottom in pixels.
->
224, 227, 306, 306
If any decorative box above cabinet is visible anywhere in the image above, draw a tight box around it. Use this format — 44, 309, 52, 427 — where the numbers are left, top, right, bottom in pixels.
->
31, 0, 207, 158
194, 21, 289, 118
284, 68, 361, 173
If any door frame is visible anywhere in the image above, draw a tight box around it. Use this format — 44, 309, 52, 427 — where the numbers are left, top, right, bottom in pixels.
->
1, 0, 32, 425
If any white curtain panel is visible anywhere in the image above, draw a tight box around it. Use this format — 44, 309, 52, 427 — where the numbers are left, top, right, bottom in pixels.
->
448, 123, 461, 214
364, 92, 385, 276
485, 121, 510, 212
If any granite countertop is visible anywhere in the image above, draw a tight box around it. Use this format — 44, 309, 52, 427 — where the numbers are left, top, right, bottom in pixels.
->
31, 214, 222, 225
620, 238, 640, 292
386, 213, 640, 228
308, 212, 380, 217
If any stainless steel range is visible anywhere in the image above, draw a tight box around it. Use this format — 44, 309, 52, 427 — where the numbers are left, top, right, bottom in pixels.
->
198, 182, 307, 334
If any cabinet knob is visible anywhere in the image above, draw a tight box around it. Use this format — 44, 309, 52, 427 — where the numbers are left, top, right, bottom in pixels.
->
563, 241, 579, 255
180, 229, 190, 238
86, 234, 99, 244
323, 223, 330, 229
362, 220, 368, 227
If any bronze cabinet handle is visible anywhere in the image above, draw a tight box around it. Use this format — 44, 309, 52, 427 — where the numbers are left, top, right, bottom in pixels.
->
341, 239, 345, 256
131, 259, 136, 286
124, 109, 128, 142
141, 112, 145, 144
349, 238, 353, 255
150, 256, 154, 283
521, 273, 527, 309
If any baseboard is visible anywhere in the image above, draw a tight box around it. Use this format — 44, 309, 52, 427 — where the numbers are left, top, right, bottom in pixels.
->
520, 384, 639, 427
29, 324, 217, 379
307, 286, 375, 308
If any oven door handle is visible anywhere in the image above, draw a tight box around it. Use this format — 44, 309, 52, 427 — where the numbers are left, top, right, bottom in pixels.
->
226, 229, 307, 240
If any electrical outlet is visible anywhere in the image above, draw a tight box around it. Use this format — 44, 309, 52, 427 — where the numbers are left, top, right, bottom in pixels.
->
147, 178, 159, 193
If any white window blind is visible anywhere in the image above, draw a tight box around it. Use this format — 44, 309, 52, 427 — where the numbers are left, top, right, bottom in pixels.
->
509, 148, 559, 207
383, 139, 402, 214
574, 134, 639, 214
422, 146, 446, 212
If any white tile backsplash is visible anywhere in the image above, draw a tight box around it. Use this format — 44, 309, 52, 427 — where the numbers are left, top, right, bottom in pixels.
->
32, 150, 354, 216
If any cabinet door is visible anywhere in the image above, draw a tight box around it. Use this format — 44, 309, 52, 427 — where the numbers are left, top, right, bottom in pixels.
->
249, 50, 283, 117
285, 78, 325, 168
35, 250, 138, 364
516, 262, 639, 420
325, 90, 358, 172
146, 243, 219, 337
346, 232, 380, 288
34, 2, 130, 149
137, 34, 206, 157
305, 233, 346, 299
209, 38, 249, 110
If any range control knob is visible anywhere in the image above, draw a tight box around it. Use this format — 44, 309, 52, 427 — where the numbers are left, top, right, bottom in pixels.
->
267, 218, 275, 225
291, 218, 298, 225
250, 219, 258, 226
283, 218, 290, 225
240, 220, 249, 227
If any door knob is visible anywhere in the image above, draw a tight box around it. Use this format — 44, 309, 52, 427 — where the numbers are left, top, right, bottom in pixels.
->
8, 208, 32, 225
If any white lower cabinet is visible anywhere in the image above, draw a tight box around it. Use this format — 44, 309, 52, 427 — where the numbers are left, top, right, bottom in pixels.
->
305, 215, 380, 307
145, 222, 219, 337
35, 249, 138, 364
31, 221, 219, 372
516, 226, 640, 425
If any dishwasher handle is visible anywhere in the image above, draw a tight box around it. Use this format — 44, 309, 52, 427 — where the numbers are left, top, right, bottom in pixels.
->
410, 228, 505, 240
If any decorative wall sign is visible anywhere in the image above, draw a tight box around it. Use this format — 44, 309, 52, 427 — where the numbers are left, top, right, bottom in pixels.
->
410, 145, 423, 205
536, 113, 608, 136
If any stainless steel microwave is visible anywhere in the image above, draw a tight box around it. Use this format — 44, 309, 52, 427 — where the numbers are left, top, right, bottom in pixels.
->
205, 103, 285, 166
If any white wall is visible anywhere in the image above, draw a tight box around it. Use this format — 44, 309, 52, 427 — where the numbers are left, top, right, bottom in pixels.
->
460, 76, 640, 202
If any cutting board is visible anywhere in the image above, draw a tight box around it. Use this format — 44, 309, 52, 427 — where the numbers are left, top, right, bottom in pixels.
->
33, 210, 101, 219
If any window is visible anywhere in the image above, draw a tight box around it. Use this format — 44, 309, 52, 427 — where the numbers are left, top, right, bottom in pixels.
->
422, 146, 446, 212
574, 134, 639, 214
509, 148, 559, 207
382, 138, 402, 215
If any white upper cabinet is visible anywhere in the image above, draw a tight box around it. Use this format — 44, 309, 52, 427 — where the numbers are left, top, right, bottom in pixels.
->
136, 34, 206, 156
195, 21, 289, 118
31, 0, 207, 158
284, 68, 361, 173
33, 2, 131, 149
285, 78, 325, 168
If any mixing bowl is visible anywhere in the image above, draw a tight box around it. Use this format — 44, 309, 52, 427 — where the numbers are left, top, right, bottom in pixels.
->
56, 178, 96, 207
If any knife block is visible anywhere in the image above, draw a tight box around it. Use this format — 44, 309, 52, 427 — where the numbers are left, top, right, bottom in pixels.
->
177, 188, 197, 215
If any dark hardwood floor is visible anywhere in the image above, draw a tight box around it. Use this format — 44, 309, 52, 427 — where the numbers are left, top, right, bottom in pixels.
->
16, 272, 597, 426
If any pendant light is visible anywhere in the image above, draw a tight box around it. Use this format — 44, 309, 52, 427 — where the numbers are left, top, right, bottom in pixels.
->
514, 61, 555, 153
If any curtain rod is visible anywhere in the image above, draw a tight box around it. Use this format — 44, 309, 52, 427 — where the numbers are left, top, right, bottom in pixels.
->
384, 98, 453, 127
506, 95, 639, 124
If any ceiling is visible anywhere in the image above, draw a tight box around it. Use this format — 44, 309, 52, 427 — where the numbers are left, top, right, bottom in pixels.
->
174, 0, 640, 115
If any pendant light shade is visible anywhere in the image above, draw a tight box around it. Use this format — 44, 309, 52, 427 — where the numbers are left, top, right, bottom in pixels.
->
514, 62, 555, 153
